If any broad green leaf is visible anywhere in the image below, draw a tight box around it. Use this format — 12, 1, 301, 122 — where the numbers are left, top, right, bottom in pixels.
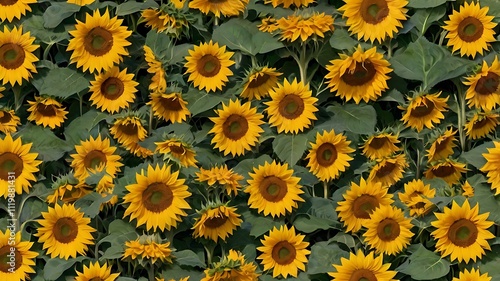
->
241, 210, 284, 237
159, 265, 204, 281
481, 0, 500, 23
43, 2, 81, 29
329, 28, 370, 51
31, 67, 89, 99
475, 245, 500, 279
43, 256, 87, 280
184, 87, 233, 116
294, 197, 340, 233
327, 103, 377, 134
22, 15, 70, 44
272, 133, 309, 166
408, 0, 448, 8
116, 0, 158, 16
74, 192, 113, 218
379, 89, 405, 104
99, 220, 137, 259
329, 232, 356, 248
307, 242, 349, 275
64, 110, 110, 145
467, 174, 500, 224
460, 141, 495, 169
19, 198, 47, 224
16, 124, 72, 161
409, 6, 447, 35
145, 30, 174, 61
175, 250, 206, 268
397, 244, 450, 280
233, 154, 273, 180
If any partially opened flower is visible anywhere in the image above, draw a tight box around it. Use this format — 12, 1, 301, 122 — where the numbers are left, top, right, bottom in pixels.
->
192, 203, 242, 242
480, 141, 500, 195
0, 0, 36, 22
144, 45, 166, 94
426, 128, 458, 162
75, 262, 119, 281
465, 111, 499, 140
147, 92, 190, 123
368, 153, 408, 187
462, 180, 475, 198
240, 66, 282, 100
89, 67, 138, 113
329, 249, 397, 280
264, 0, 314, 8
398, 179, 436, 217
189, 0, 249, 17
0, 108, 21, 134
155, 137, 198, 168
46, 174, 92, 205
424, 158, 468, 185
196, 165, 244, 196
276, 13, 334, 42
0, 230, 38, 281
361, 132, 400, 160
464, 57, 500, 110
400, 92, 449, 132
452, 268, 491, 281
27, 96, 68, 129
109, 115, 147, 146
122, 234, 174, 265
202, 250, 259, 281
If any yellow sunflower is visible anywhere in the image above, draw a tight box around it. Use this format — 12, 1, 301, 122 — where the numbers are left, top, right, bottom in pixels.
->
0, 0, 36, 22
109, 115, 147, 146
141, 8, 175, 33
240, 66, 282, 100
339, 0, 408, 43
75, 262, 119, 281
462, 180, 475, 198
427, 128, 458, 162
202, 250, 259, 281
155, 138, 198, 168
276, 13, 335, 42
192, 203, 242, 242
305, 129, 355, 182
144, 45, 167, 94
171, 0, 186, 9
27, 96, 68, 129
189, 0, 249, 17
465, 111, 499, 140
424, 158, 468, 186
0, 26, 39, 86
46, 176, 93, 205
185, 40, 234, 92
195, 165, 244, 196
147, 92, 190, 123
0, 134, 41, 197
35, 203, 96, 260
325, 45, 392, 104
443, 2, 497, 58
124, 142, 154, 159
480, 141, 500, 195
209, 99, 264, 157
123, 164, 191, 231
265, 78, 318, 134
122, 234, 173, 264
363, 205, 414, 256
431, 200, 494, 263
0, 230, 38, 281
0, 109, 21, 134
398, 179, 436, 217
336, 178, 394, 233
264, 0, 314, 8
67, 0, 96, 5
464, 57, 500, 111
400, 92, 449, 132
368, 154, 408, 187
361, 132, 400, 160
329, 249, 397, 281
257, 225, 310, 278
258, 17, 279, 33
89, 66, 138, 114
453, 268, 492, 281
67, 9, 132, 73
245, 161, 304, 217
157, 278, 189, 281
70, 135, 123, 183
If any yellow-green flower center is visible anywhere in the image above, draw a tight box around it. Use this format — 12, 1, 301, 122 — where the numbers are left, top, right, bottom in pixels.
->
271, 241, 296, 265
316, 142, 338, 167
101, 77, 125, 100
83, 150, 107, 170
142, 182, 173, 213
350, 269, 377, 281
360, 0, 389, 24
84, 27, 114, 56
0, 152, 23, 181
0, 246, 22, 272
222, 114, 249, 140
377, 218, 400, 241
0, 43, 25, 70
53, 217, 79, 243
353, 195, 379, 219
259, 176, 288, 202
458, 17, 484, 43
342, 61, 376, 86
448, 218, 478, 247
197, 54, 221, 77
278, 94, 305, 120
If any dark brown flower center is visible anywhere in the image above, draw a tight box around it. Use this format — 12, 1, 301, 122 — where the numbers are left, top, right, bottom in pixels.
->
83, 150, 107, 170
458, 17, 484, 43
36, 103, 57, 117
142, 182, 173, 213
0, 111, 12, 123
360, 0, 389, 24
0, 152, 23, 181
278, 94, 305, 120
341, 61, 376, 86
259, 176, 288, 202
316, 143, 338, 167
433, 136, 452, 156
375, 161, 396, 178
89, 278, 104, 281
349, 269, 377, 281
197, 54, 221, 77
352, 195, 379, 219
0, 0, 19, 6
169, 143, 186, 155
448, 218, 478, 247
118, 123, 138, 136
410, 100, 435, 117
472, 117, 490, 129
53, 217, 79, 243
431, 164, 456, 177
248, 73, 271, 88
0, 246, 22, 273
160, 96, 183, 111
100, 77, 125, 100
368, 136, 389, 149
475, 72, 499, 96
203, 213, 228, 228
84, 27, 114, 56
0, 43, 25, 70
271, 241, 296, 265
222, 114, 249, 140
376, 218, 400, 241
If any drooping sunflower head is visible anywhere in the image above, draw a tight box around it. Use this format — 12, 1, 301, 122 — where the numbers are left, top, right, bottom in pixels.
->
452, 268, 492, 281
257, 225, 310, 278
240, 66, 282, 100
141, 4, 190, 38
465, 110, 499, 140
325, 45, 392, 104
0, 229, 38, 281
143, 45, 167, 94
147, 91, 190, 123
431, 200, 495, 263
195, 165, 244, 196
361, 131, 400, 160
155, 137, 198, 168
265, 78, 318, 134
368, 153, 408, 187
398, 179, 436, 217
338, 0, 408, 43
122, 233, 174, 265
209, 99, 264, 157
336, 177, 394, 232
400, 91, 449, 132
306, 129, 355, 182
202, 249, 260, 281
192, 202, 242, 242
464, 57, 500, 111
0, 108, 21, 134
75, 261, 120, 281
264, 0, 315, 8
35, 203, 96, 260
480, 141, 500, 195
184, 40, 234, 92
462, 180, 475, 198
426, 128, 458, 162
67, 9, 132, 73
109, 115, 148, 146
188, 0, 249, 18
329, 249, 397, 281
46, 173, 92, 205
245, 161, 305, 217
0, 0, 36, 22
276, 12, 335, 42
258, 17, 279, 33
443, 2, 497, 58
424, 158, 468, 186
27, 96, 68, 129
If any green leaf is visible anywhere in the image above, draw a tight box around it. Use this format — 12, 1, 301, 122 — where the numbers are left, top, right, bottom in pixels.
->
19, 198, 48, 223
116, 0, 158, 16
327, 103, 377, 134
307, 242, 349, 275
467, 174, 500, 224
460, 142, 495, 169
407, 0, 448, 8
409, 6, 447, 35
22, 15, 70, 44
241, 210, 284, 237
99, 220, 137, 260
64, 110, 110, 145
397, 244, 450, 280
329, 28, 370, 51
145, 30, 174, 61
74, 192, 113, 218
175, 250, 206, 268
31, 67, 89, 99
272, 133, 309, 166
233, 154, 274, 180
293, 197, 340, 233
16, 124, 72, 161
43, 256, 87, 280
185, 89, 229, 117
329, 232, 356, 248
43, 2, 81, 29
481, 0, 500, 23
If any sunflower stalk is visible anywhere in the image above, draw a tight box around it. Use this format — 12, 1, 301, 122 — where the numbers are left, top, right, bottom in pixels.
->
453, 80, 467, 152
323, 181, 329, 199
147, 261, 155, 281
13, 86, 22, 112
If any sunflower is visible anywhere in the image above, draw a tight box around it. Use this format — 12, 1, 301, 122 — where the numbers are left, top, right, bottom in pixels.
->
276, 13, 335, 42
209, 99, 264, 157
144, 45, 167, 94
0, 26, 39, 86
123, 164, 191, 231
141, 8, 175, 33
0, 109, 21, 134
431, 200, 494, 263
361, 132, 400, 160
184, 40, 234, 92
202, 250, 259, 281
67, 0, 96, 5
171, 0, 186, 9
157, 278, 189, 281
339, 0, 408, 43
155, 138, 198, 168
0, 0, 36, 22
400, 92, 449, 132
443, 2, 497, 58
70, 135, 123, 183
89, 66, 138, 114
245, 161, 304, 218
265, 78, 318, 134
122, 234, 173, 264
464, 57, 500, 110
0, 134, 41, 198
75, 262, 119, 281
465, 111, 499, 140
195, 165, 244, 196
363, 205, 414, 256
336, 178, 394, 233
329, 249, 397, 281
453, 268, 492, 281
305, 129, 355, 182
46, 176, 93, 205
424, 158, 468, 185
257, 225, 310, 278
109, 115, 147, 146
35, 203, 96, 260
26, 96, 68, 129
398, 179, 436, 217
427, 128, 458, 162
124, 142, 154, 159
462, 180, 475, 198
368, 153, 408, 187
240, 66, 282, 100
480, 141, 500, 195
258, 17, 279, 33
264, 0, 314, 8
67, 9, 132, 73
95, 175, 119, 210
0, 230, 38, 281
147, 92, 190, 123
325, 45, 392, 104
192, 203, 242, 242
189, 0, 249, 17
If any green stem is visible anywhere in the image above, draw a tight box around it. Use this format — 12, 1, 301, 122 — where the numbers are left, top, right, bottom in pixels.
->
251, 56, 258, 68
13, 86, 22, 112
43, 43, 54, 61
148, 105, 154, 136
323, 181, 329, 199
298, 43, 309, 83
148, 262, 155, 281
415, 148, 421, 179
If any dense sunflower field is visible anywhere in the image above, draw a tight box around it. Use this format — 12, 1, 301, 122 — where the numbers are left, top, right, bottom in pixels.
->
2, 0, 500, 280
